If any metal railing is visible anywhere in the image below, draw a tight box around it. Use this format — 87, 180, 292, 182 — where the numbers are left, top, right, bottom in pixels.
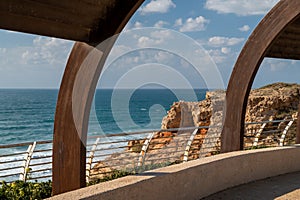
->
244, 118, 297, 149
0, 140, 52, 183
0, 118, 297, 183
84, 125, 221, 182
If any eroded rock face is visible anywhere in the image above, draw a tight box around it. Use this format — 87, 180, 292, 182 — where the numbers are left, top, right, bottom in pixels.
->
91, 83, 300, 179
158, 83, 300, 157
162, 83, 300, 130
246, 82, 300, 122
161, 90, 226, 129
126, 83, 300, 158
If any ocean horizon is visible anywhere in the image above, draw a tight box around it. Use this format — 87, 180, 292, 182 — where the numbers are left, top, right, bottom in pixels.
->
0, 88, 207, 146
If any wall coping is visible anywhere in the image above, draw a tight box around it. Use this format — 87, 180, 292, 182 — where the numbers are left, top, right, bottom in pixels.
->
48, 146, 300, 200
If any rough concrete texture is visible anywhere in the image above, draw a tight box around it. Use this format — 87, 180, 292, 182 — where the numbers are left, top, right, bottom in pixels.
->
48, 146, 300, 200
203, 171, 300, 200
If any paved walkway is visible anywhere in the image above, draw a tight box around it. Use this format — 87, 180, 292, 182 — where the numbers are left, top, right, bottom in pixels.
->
203, 171, 300, 200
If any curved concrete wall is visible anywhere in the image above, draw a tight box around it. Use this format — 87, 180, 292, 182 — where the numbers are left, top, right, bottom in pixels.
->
49, 146, 300, 200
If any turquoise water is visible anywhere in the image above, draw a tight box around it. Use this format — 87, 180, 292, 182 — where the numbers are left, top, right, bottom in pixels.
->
0, 89, 207, 145
0, 88, 207, 181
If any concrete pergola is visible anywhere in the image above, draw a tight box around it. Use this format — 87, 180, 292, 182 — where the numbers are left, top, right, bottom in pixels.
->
1, 0, 300, 195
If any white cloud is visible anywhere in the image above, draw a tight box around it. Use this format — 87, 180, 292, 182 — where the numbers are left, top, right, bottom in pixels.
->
137, 36, 163, 48
109, 45, 132, 60
208, 47, 239, 66
132, 29, 174, 48
150, 29, 172, 39
176, 16, 209, 32
291, 60, 298, 65
221, 47, 231, 54
134, 21, 143, 29
0, 33, 75, 88
1, 36, 73, 68
21, 50, 29, 59
154, 51, 174, 63
123, 21, 143, 30
154, 20, 169, 28
205, 0, 279, 16
208, 36, 244, 47
239, 25, 250, 32
140, 0, 176, 15
119, 29, 174, 50
0, 48, 6, 54
265, 60, 288, 72
174, 18, 183, 26
208, 49, 227, 64
27, 36, 72, 66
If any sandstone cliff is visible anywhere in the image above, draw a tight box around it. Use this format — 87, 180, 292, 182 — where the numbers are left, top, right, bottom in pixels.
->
158, 82, 300, 156
127, 82, 300, 158
90, 83, 300, 181
246, 82, 300, 122
162, 82, 300, 130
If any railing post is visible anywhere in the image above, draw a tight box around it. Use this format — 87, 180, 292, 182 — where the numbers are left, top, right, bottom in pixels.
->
183, 129, 198, 162
20, 141, 36, 182
137, 132, 155, 170
86, 138, 100, 183
280, 120, 294, 146
252, 122, 267, 147
297, 110, 300, 144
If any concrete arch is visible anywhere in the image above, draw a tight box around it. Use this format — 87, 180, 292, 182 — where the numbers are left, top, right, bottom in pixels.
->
221, 0, 300, 153
52, 0, 144, 194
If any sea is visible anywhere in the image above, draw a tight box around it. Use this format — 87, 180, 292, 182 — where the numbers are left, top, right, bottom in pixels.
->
0, 88, 207, 181
0, 89, 207, 146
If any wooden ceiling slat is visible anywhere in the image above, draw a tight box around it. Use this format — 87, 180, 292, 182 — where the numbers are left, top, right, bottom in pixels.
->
0, 0, 142, 43
265, 52, 300, 60
284, 26, 300, 34
0, 11, 91, 42
267, 46, 300, 54
0, 0, 103, 28
30, 0, 113, 18
266, 45, 300, 60
288, 16, 300, 26
271, 38, 300, 47
281, 34, 300, 42
266, 15, 300, 60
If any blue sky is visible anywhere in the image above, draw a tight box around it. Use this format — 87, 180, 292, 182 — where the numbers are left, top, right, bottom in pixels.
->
0, 0, 298, 89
